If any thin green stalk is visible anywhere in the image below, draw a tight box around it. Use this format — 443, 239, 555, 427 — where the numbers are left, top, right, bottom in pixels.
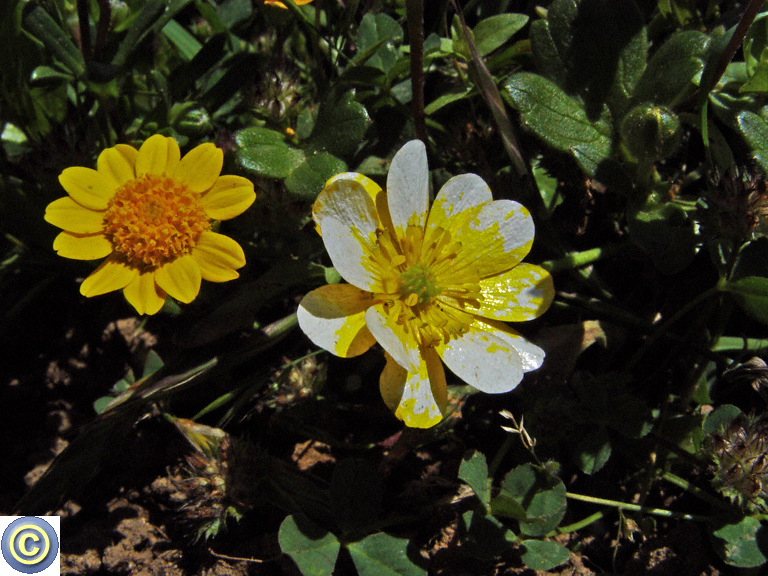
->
565, 492, 709, 522
556, 511, 605, 535
662, 471, 735, 513
540, 242, 629, 274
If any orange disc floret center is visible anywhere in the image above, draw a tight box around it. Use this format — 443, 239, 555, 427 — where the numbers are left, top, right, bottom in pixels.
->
102, 174, 210, 272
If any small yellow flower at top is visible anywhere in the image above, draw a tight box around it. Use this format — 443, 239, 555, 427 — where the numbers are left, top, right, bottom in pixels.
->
264, 0, 314, 8
44, 135, 256, 315
297, 140, 554, 428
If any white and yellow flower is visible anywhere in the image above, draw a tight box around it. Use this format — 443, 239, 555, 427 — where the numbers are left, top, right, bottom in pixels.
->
297, 140, 554, 428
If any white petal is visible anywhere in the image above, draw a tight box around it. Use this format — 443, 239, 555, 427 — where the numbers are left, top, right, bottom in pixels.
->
365, 304, 421, 373
314, 175, 381, 291
440, 320, 544, 393
387, 140, 429, 237
297, 284, 376, 358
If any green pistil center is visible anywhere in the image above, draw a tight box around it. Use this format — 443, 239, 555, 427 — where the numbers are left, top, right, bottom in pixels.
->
399, 264, 442, 306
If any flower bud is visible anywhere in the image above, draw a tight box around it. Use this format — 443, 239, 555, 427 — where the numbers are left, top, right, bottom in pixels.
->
621, 103, 681, 162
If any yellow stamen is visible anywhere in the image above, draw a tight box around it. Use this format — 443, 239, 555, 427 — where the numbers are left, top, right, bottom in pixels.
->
365, 219, 484, 348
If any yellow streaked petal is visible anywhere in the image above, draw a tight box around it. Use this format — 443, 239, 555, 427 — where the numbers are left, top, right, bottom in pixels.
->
426, 173, 492, 236
80, 257, 138, 297
97, 145, 137, 189
53, 231, 113, 260
135, 134, 180, 177
475, 264, 554, 322
438, 319, 545, 394
176, 143, 223, 193
394, 347, 446, 428
364, 303, 421, 373
265, 0, 287, 7
45, 196, 105, 234
432, 199, 535, 281
297, 284, 376, 357
154, 254, 202, 303
58, 167, 117, 210
191, 231, 246, 283
386, 140, 429, 239
313, 175, 382, 291
123, 272, 167, 315
199, 175, 256, 220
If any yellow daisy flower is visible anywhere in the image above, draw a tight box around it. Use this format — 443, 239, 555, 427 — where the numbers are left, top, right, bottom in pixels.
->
44, 134, 256, 315
297, 140, 554, 428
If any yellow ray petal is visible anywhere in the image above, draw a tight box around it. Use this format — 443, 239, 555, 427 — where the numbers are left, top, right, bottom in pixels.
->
123, 272, 167, 315
80, 257, 137, 297
191, 231, 246, 282
154, 254, 202, 303
199, 175, 256, 220
439, 318, 545, 394
135, 134, 180, 176
475, 263, 554, 322
297, 284, 377, 357
97, 144, 137, 189
393, 347, 446, 428
45, 197, 105, 234
53, 231, 112, 260
176, 143, 223, 193
58, 167, 117, 210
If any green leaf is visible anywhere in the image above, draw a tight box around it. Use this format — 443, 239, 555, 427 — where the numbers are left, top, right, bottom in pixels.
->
633, 31, 708, 106
22, 5, 85, 76
723, 276, 768, 324
161, 19, 202, 60
285, 152, 347, 200
530, 0, 647, 117
627, 203, 699, 275
278, 515, 340, 576
744, 13, 768, 77
331, 459, 383, 535
531, 156, 561, 216
473, 14, 529, 57
356, 13, 403, 72
462, 510, 514, 561
458, 451, 490, 508
574, 428, 612, 475
236, 127, 305, 178
702, 404, 742, 436
710, 515, 768, 568
504, 72, 612, 175
737, 107, 768, 172
492, 463, 567, 537
347, 533, 426, 576
520, 539, 571, 571
307, 90, 371, 159
425, 86, 474, 115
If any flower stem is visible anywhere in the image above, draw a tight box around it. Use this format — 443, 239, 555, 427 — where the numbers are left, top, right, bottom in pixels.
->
565, 492, 709, 522
556, 511, 605, 534
540, 242, 628, 273
661, 471, 734, 512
